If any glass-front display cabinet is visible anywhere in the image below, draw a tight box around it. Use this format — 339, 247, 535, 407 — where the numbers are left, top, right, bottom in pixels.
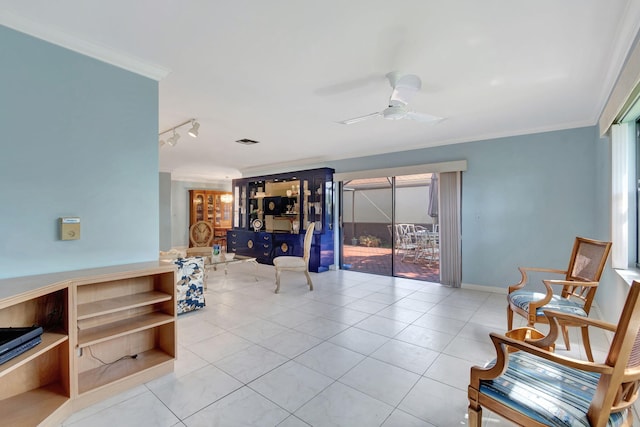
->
228, 167, 334, 272
189, 190, 233, 245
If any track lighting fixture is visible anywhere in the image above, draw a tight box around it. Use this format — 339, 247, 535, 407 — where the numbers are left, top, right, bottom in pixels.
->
158, 118, 200, 148
167, 130, 180, 146
187, 120, 200, 138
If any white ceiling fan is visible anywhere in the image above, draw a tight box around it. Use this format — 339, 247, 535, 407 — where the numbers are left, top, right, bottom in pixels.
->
338, 72, 443, 125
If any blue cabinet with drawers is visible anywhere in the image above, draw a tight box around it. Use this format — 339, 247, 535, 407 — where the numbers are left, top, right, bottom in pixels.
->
227, 167, 334, 272
227, 230, 272, 263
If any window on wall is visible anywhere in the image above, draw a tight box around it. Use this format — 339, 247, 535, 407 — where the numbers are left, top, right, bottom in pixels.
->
611, 102, 640, 270
637, 118, 640, 267
603, 33, 640, 272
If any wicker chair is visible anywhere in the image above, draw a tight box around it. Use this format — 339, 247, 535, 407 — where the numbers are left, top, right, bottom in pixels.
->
470, 280, 640, 427
189, 221, 214, 247
507, 236, 612, 361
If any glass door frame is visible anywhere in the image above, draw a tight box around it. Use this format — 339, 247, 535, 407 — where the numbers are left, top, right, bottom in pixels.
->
338, 174, 440, 282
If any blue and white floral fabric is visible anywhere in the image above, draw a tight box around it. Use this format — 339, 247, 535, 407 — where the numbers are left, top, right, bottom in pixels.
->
174, 257, 205, 314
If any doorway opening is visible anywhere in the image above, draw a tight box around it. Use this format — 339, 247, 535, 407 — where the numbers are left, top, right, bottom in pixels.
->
340, 173, 440, 282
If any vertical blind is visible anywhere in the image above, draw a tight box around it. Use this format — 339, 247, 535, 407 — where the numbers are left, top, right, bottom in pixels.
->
439, 171, 462, 287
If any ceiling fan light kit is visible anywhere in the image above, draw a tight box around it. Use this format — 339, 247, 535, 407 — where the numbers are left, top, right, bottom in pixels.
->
339, 72, 443, 125
382, 105, 408, 120
159, 118, 200, 147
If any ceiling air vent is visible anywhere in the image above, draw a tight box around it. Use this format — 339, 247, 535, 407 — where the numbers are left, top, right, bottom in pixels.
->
236, 138, 260, 145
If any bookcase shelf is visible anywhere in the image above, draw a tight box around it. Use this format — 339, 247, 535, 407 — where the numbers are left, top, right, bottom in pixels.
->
0, 382, 69, 426
78, 312, 175, 348
78, 347, 174, 394
77, 291, 173, 320
0, 331, 67, 378
0, 261, 177, 426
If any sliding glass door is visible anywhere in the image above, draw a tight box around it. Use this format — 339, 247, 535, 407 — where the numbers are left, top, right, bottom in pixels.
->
340, 178, 393, 277
339, 173, 440, 282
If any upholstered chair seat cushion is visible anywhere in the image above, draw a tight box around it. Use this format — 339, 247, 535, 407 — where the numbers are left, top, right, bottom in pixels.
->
479, 351, 627, 427
273, 256, 306, 269
509, 290, 587, 317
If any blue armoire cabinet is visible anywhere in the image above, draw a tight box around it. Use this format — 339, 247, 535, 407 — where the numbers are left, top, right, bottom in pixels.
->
227, 167, 334, 272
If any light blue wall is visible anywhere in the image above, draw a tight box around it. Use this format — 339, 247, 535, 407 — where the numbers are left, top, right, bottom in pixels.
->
0, 26, 159, 279
321, 126, 603, 289
170, 179, 231, 248
159, 172, 172, 251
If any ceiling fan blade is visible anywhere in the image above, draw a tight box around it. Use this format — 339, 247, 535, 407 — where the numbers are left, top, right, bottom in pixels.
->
404, 111, 443, 123
338, 112, 382, 125
315, 74, 385, 96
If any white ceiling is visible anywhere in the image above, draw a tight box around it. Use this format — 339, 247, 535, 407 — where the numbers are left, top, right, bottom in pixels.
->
3, 1, 640, 181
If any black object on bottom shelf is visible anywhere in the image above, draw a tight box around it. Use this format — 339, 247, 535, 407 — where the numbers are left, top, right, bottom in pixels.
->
0, 326, 44, 365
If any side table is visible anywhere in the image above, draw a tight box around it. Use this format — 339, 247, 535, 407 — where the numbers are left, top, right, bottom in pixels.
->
504, 327, 555, 353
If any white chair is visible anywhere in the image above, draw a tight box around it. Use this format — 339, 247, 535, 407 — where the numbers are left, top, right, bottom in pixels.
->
273, 222, 315, 293
395, 223, 417, 261
413, 225, 439, 265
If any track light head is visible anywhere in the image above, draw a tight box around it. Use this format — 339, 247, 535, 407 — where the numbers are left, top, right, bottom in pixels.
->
159, 119, 199, 148
167, 129, 180, 146
188, 120, 200, 138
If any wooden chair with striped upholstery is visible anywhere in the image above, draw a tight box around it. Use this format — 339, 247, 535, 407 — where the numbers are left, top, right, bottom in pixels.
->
469, 280, 640, 427
507, 236, 612, 362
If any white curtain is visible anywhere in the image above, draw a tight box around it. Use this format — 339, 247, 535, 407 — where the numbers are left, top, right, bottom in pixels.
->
611, 123, 635, 268
439, 171, 462, 287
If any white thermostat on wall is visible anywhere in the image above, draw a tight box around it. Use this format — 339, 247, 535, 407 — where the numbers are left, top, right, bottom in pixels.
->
60, 217, 81, 240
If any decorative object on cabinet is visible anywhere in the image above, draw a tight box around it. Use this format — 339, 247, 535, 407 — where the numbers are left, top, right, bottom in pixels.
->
189, 190, 233, 246
273, 222, 315, 294
228, 167, 334, 272
174, 257, 205, 314
0, 262, 176, 426
189, 221, 214, 247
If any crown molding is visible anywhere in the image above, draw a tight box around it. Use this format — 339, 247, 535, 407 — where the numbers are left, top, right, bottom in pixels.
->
167, 171, 238, 184
596, 0, 640, 133
0, 11, 171, 81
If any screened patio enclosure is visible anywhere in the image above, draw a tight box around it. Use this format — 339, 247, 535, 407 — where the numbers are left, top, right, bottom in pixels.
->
340, 173, 440, 282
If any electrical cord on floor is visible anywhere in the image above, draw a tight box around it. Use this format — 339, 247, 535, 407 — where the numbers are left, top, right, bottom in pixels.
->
88, 346, 138, 365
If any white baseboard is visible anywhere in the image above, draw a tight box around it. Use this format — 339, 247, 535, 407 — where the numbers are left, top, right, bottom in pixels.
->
461, 282, 508, 294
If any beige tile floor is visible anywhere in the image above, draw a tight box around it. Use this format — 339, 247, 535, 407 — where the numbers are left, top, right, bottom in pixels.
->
60, 263, 625, 427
